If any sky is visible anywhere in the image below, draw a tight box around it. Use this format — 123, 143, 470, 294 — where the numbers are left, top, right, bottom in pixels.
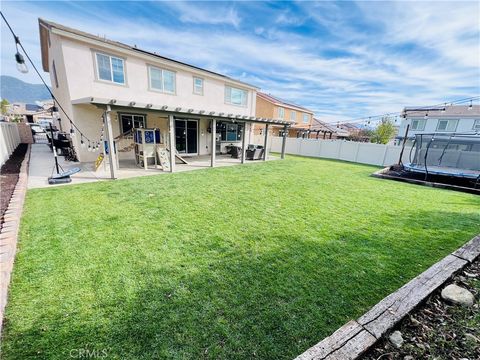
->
1, 0, 479, 123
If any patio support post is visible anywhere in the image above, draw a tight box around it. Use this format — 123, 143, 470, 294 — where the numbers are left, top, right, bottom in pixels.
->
263, 123, 269, 161
241, 122, 247, 164
168, 114, 175, 173
281, 124, 287, 159
211, 119, 216, 167
105, 105, 117, 180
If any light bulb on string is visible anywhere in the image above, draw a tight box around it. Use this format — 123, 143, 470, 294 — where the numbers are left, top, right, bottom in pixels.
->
424, 112, 428, 119
87, 141, 92, 152
468, 100, 473, 110
14, 36, 28, 74
441, 103, 446, 113
80, 135, 86, 148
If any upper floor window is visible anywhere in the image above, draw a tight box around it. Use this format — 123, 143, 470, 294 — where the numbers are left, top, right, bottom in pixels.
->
473, 119, 480, 131
225, 86, 247, 107
149, 66, 176, 94
193, 77, 204, 95
411, 119, 426, 131
290, 110, 296, 121
278, 107, 285, 119
95, 53, 125, 84
303, 113, 310, 123
436, 119, 458, 132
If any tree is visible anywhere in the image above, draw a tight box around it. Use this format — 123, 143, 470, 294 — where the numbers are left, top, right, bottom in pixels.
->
1, 99, 9, 115
371, 117, 396, 144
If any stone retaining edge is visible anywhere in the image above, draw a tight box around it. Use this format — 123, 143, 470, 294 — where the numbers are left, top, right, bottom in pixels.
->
294, 234, 480, 360
0, 144, 31, 334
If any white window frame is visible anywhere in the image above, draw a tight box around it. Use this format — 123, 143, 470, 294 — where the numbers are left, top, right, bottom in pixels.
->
278, 107, 285, 119
410, 119, 426, 131
225, 86, 248, 107
302, 113, 310, 123
94, 51, 126, 85
473, 119, 480, 131
290, 110, 296, 121
436, 119, 458, 132
148, 65, 176, 94
193, 76, 204, 95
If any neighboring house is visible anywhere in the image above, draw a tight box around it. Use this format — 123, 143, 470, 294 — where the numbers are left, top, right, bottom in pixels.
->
5, 101, 54, 124
254, 92, 314, 137
397, 105, 480, 145
306, 118, 350, 139
38, 19, 293, 171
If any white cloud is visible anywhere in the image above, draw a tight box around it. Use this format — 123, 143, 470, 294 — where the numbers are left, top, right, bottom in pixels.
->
1, 1, 478, 123
163, 1, 241, 28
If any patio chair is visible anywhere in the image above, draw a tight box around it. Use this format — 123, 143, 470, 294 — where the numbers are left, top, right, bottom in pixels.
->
246, 145, 264, 160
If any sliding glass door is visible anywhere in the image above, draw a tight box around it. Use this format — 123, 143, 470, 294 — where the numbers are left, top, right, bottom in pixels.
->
175, 119, 198, 155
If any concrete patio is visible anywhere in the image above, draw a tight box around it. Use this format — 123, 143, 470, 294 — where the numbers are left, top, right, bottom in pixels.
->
28, 144, 277, 189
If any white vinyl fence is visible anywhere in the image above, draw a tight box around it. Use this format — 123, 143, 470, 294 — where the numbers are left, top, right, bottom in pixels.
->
269, 137, 412, 167
0, 122, 21, 166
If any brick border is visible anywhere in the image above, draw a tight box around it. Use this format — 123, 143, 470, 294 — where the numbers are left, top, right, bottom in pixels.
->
0, 144, 31, 334
295, 234, 480, 360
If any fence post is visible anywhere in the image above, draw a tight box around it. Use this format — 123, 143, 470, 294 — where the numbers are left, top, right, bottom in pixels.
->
354, 142, 360, 162
381, 146, 389, 166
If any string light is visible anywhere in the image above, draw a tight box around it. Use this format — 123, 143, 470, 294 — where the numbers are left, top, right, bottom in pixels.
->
0, 11, 104, 148
469, 100, 473, 110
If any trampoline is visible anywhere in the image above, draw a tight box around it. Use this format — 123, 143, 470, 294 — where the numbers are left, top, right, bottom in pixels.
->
404, 133, 480, 181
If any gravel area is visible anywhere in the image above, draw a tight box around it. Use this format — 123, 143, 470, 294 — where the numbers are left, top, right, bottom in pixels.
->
0, 144, 28, 231
362, 259, 479, 360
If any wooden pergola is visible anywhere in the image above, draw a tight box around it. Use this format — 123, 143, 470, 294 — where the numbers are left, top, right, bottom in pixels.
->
71, 97, 294, 179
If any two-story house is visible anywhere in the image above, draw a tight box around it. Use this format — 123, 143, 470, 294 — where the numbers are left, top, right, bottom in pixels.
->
38, 19, 292, 175
254, 92, 314, 137
397, 105, 480, 145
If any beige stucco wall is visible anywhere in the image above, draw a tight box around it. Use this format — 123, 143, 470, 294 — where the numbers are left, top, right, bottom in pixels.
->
56, 35, 256, 117
70, 103, 252, 162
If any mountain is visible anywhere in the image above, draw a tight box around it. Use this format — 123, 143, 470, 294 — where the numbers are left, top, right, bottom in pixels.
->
0, 75, 51, 103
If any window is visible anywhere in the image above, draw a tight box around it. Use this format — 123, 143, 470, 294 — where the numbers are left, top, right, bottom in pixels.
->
411, 119, 426, 131
436, 119, 458, 132
303, 113, 310, 123
193, 77, 204, 95
473, 119, 480, 131
278, 107, 285, 119
149, 66, 176, 94
95, 53, 125, 84
290, 110, 296, 121
225, 86, 247, 107
120, 114, 146, 134
216, 122, 243, 141
52, 61, 59, 88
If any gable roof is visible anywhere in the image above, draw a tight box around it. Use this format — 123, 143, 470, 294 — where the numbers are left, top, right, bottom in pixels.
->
38, 18, 258, 90
311, 118, 350, 136
257, 92, 314, 114
403, 105, 480, 118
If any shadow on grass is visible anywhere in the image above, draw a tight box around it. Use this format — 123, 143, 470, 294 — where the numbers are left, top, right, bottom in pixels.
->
2, 210, 479, 360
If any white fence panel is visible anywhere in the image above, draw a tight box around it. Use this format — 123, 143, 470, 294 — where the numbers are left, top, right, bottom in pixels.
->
301, 139, 320, 157
269, 136, 412, 167
0, 122, 21, 166
356, 143, 387, 165
338, 141, 359, 162
319, 141, 340, 159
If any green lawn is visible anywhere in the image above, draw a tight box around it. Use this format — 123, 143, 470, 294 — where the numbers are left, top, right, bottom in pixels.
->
2, 156, 479, 359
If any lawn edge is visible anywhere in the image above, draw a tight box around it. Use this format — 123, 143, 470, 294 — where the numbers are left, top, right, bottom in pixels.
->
0, 144, 31, 335
294, 234, 480, 360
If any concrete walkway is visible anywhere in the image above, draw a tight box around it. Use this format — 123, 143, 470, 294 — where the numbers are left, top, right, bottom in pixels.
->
28, 144, 276, 189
